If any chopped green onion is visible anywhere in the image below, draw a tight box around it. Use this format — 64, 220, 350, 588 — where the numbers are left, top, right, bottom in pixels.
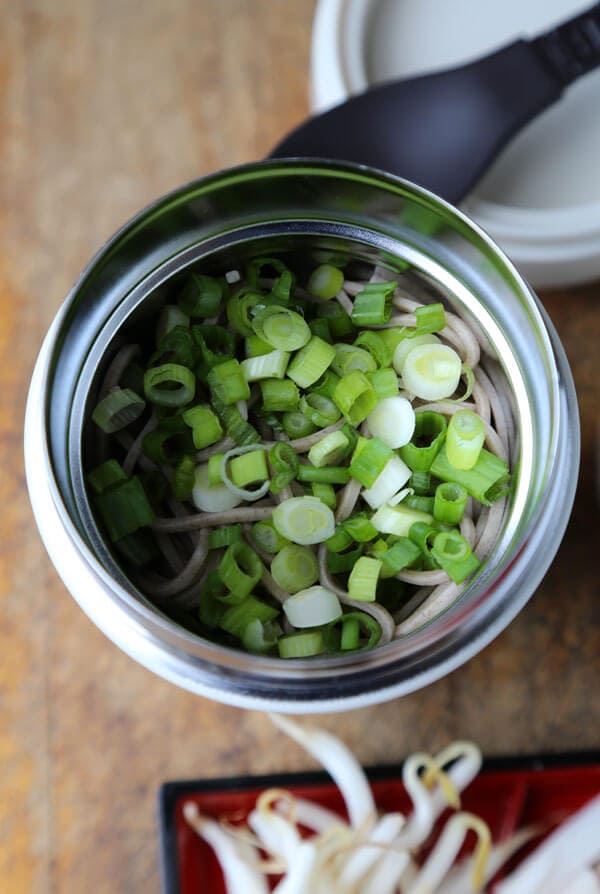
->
192, 463, 242, 513
151, 326, 199, 370
192, 325, 235, 374
402, 343, 462, 400
367, 368, 400, 400
246, 256, 290, 289
340, 617, 360, 650
251, 306, 311, 351
144, 364, 196, 408
268, 442, 299, 494
213, 397, 260, 446
349, 437, 395, 487
307, 264, 344, 300
299, 393, 341, 428
218, 542, 263, 599
207, 359, 251, 406
343, 513, 378, 543
371, 503, 433, 537
208, 453, 225, 486
393, 334, 440, 375
114, 529, 157, 568
430, 445, 510, 506
308, 317, 332, 343
226, 287, 264, 336
348, 556, 382, 602
286, 336, 336, 389
310, 369, 341, 400
296, 465, 350, 485
92, 387, 146, 432
283, 585, 341, 627
310, 482, 336, 510
220, 594, 279, 637
353, 330, 391, 368
208, 524, 243, 549
333, 370, 377, 425
173, 455, 196, 501
404, 495, 435, 513
413, 302, 446, 335
221, 445, 270, 501
326, 545, 362, 573
379, 327, 407, 355
446, 410, 486, 470
331, 344, 377, 376
245, 334, 273, 357
260, 378, 299, 412
434, 482, 468, 525
278, 629, 325, 658
367, 396, 415, 449
316, 300, 354, 338
409, 470, 431, 495
251, 520, 289, 554
361, 455, 412, 509
182, 404, 223, 449
431, 530, 481, 583
281, 410, 316, 439
271, 544, 319, 593
326, 526, 354, 553
324, 612, 381, 653
380, 537, 422, 576
141, 425, 191, 464
94, 476, 154, 542
242, 618, 281, 654
87, 459, 127, 494
408, 521, 439, 561
229, 448, 269, 488
351, 281, 395, 326
307, 430, 350, 468
156, 304, 189, 343
272, 496, 335, 545
399, 411, 448, 471
240, 350, 289, 382
178, 274, 223, 318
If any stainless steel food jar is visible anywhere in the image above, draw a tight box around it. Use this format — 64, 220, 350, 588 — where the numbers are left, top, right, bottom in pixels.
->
25, 160, 579, 713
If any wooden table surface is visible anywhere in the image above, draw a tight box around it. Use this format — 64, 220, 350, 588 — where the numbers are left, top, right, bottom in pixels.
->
1, 1, 599, 891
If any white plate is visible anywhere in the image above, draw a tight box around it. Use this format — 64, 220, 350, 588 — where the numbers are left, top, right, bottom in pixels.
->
311, 0, 600, 287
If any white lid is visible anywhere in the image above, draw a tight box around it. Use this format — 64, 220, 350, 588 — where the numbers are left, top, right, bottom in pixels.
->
311, 0, 600, 288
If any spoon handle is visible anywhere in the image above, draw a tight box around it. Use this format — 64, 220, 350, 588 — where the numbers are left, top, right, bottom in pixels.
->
532, 2, 600, 85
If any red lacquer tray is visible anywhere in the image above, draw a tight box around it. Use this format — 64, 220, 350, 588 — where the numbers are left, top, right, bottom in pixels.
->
158, 752, 600, 894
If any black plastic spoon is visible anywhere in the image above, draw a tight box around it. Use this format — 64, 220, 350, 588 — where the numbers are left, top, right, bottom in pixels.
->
271, 4, 600, 204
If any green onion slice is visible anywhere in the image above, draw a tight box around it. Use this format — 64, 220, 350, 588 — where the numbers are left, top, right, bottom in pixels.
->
278, 629, 325, 658
144, 364, 196, 408
286, 336, 336, 389
272, 496, 335, 546
402, 343, 462, 401
218, 542, 264, 600
431, 530, 481, 583
307, 264, 344, 300
433, 482, 468, 525
252, 306, 311, 352
92, 387, 146, 433
268, 442, 299, 494
430, 445, 509, 506
399, 411, 448, 472
283, 585, 342, 628
271, 544, 319, 593
347, 556, 382, 602
324, 612, 382, 653
221, 446, 270, 502
446, 410, 486, 470
240, 350, 290, 382
192, 463, 242, 513
333, 370, 377, 425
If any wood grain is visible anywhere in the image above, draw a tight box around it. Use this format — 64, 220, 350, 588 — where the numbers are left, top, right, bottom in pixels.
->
0, 2, 598, 892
